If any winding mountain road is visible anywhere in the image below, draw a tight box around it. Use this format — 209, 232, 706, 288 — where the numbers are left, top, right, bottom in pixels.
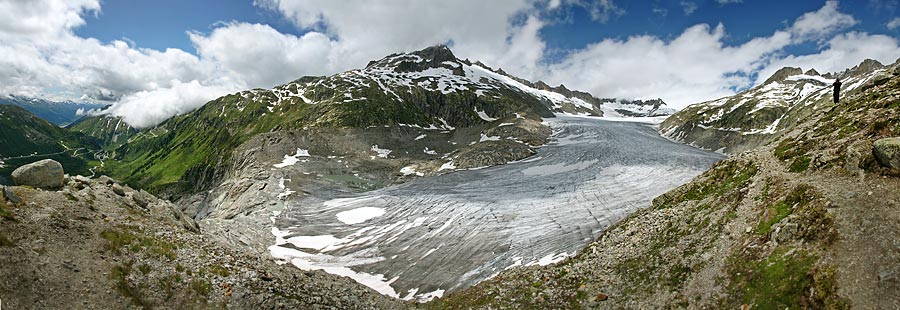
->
269, 115, 723, 300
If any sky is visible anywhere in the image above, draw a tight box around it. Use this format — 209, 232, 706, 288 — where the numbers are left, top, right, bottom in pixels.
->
1, 0, 899, 128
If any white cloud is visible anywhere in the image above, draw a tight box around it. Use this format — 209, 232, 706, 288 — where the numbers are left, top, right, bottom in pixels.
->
716, 0, 742, 4
531, 0, 882, 108
103, 80, 238, 128
680, 1, 698, 16
254, 0, 537, 72
567, 0, 625, 23
789, 0, 857, 40
888, 17, 900, 30
189, 23, 338, 88
756, 32, 900, 82
541, 24, 792, 108
0, 0, 100, 39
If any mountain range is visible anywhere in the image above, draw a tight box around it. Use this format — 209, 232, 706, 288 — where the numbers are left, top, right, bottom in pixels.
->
0, 95, 108, 126
56, 45, 673, 198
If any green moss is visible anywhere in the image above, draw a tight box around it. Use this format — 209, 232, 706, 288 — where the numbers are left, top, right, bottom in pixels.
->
677, 160, 757, 204
206, 264, 231, 277
190, 278, 212, 296
110, 262, 148, 307
100, 228, 139, 254
788, 156, 811, 173
756, 200, 793, 235
810, 266, 850, 309
0, 204, 15, 221
731, 247, 816, 309
756, 186, 813, 235
774, 137, 812, 162
100, 227, 177, 260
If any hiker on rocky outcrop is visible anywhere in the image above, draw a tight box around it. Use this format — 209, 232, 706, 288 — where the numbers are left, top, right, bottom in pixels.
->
833, 78, 842, 103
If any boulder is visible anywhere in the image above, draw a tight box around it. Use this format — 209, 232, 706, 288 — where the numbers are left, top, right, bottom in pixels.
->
111, 184, 127, 196
874, 137, 900, 169
11, 159, 65, 189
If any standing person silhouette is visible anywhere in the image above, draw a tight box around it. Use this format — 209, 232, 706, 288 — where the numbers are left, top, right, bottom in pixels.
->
832, 78, 842, 103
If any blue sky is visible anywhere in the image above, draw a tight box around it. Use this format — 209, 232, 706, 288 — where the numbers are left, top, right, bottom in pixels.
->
76, 0, 899, 62
2, 0, 899, 127
75, 0, 303, 52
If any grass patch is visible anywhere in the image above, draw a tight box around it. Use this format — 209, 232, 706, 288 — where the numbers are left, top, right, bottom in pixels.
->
110, 261, 148, 307
756, 186, 812, 235
100, 227, 178, 260
0, 203, 15, 221
190, 278, 212, 296
756, 199, 793, 235
788, 156, 811, 173
730, 247, 816, 309
100, 228, 139, 254
206, 264, 231, 277
681, 160, 757, 203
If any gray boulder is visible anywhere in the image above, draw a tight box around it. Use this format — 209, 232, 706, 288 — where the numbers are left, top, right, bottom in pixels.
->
874, 137, 900, 169
11, 159, 65, 189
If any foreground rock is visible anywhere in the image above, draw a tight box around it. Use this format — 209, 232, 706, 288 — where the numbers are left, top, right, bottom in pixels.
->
874, 137, 900, 169
11, 159, 65, 189
0, 175, 406, 309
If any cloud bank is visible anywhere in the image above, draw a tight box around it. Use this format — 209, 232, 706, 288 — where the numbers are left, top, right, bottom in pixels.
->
1, 0, 898, 128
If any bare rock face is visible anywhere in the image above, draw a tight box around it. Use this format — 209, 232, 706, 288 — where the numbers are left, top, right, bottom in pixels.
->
11, 159, 65, 189
874, 137, 900, 169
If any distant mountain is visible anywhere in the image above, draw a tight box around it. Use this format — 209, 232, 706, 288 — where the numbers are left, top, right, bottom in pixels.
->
0, 105, 99, 184
0, 95, 108, 126
660, 58, 895, 153
68, 115, 139, 150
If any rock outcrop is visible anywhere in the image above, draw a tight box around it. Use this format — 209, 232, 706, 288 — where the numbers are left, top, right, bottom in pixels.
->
11, 159, 65, 189
0, 175, 405, 309
874, 137, 900, 169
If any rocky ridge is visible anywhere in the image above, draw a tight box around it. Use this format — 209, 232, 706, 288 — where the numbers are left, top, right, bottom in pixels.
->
660, 58, 896, 153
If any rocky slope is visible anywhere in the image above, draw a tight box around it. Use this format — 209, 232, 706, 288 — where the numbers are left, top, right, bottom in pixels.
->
0, 105, 99, 184
0, 174, 407, 309
661, 58, 895, 153
427, 58, 900, 309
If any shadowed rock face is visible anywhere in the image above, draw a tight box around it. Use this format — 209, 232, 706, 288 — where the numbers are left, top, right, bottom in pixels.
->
269, 116, 723, 300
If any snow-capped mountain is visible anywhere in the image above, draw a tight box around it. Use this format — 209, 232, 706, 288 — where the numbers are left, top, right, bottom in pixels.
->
660, 58, 896, 153
226, 45, 673, 122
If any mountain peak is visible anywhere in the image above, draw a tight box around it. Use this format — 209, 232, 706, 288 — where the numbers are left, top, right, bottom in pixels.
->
365, 44, 463, 74
763, 67, 803, 84
849, 58, 885, 75
412, 44, 457, 64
